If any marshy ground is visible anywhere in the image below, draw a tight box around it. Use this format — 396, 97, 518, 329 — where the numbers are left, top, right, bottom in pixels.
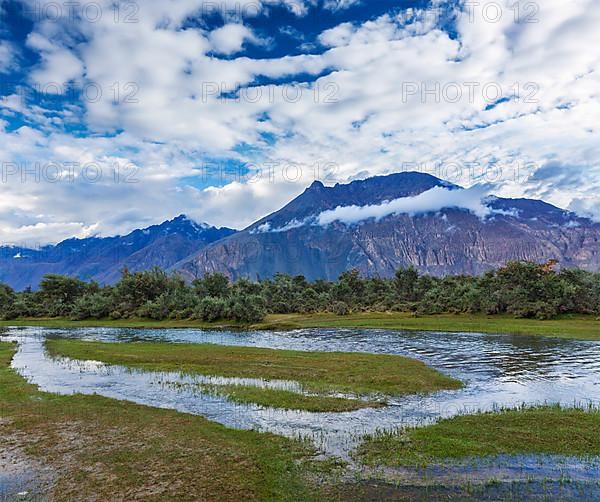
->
3, 326, 600, 500
45, 338, 462, 413
2, 311, 599, 340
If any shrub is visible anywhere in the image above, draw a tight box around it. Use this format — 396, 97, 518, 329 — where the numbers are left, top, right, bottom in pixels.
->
227, 294, 266, 323
194, 297, 227, 322
70, 292, 112, 320
332, 301, 350, 316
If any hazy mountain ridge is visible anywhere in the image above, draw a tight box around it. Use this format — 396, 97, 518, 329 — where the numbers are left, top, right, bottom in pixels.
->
0, 215, 235, 290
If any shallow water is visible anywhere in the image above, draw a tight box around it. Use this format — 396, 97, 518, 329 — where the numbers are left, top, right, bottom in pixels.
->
3, 326, 600, 459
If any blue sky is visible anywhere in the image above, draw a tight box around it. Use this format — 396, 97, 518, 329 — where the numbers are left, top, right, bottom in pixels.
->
0, 0, 599, 245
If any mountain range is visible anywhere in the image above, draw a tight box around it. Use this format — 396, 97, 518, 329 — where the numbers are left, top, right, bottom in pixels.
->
176, 172, 600, 280
2, 172, 599, 290
0, 216, 235, 290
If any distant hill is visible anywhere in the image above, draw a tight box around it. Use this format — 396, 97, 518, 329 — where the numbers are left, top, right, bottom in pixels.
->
175, 172, 600, 280
0, 215, 235, 290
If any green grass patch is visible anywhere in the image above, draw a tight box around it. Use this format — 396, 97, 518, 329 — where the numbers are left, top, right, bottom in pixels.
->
0, 341, 326, 500
46, 339, 462, 397
356, 405, 600, 467
183, 383, 386, 412
2, 312, 599, 340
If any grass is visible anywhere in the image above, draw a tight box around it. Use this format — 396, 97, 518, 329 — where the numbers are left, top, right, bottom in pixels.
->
46, 339, 462, 398
0, 341, 334, 500
263, 312, 600, 340
177, 383, 386, 412
356, 404, 600, 467
2, 311, 599, 340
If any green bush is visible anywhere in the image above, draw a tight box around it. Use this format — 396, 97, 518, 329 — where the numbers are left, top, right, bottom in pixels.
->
194, 297, 227, 322
2, 261, 599, 322
227, 294, 266, 323
332, 301, 350, 316
70, 292, 113, 320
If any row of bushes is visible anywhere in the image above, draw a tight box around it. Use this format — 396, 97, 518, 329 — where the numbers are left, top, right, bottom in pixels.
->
0, 261, 599, 322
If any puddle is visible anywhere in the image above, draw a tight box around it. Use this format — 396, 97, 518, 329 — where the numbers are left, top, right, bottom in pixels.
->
0, 439, 51, 502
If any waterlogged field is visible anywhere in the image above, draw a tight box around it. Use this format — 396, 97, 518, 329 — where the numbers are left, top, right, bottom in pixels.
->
2, 312, 599, 339
2, 326, 600, 499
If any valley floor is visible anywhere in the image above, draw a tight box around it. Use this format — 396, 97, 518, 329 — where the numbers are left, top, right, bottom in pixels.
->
1, 312, 599, 340
3, 339, 600, 500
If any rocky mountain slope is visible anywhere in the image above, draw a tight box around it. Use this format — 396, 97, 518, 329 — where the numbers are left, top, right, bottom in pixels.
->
176, 173, 600, 280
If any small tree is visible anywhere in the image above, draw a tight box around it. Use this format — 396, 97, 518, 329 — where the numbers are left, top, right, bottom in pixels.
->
39, 274, 88, 317
0, 283, 16, 320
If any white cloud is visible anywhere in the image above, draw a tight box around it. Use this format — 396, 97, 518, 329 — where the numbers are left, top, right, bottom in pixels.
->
209, 24, 263, 55
1, 0, 600, 243
323, 0, 361, 12
0, 40, 18, 73
0, 221, 99, 247
316, 186, 492, 226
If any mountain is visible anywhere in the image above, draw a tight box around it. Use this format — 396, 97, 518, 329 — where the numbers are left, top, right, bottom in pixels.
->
176, 172, 600, 280
0, 215, 236, 290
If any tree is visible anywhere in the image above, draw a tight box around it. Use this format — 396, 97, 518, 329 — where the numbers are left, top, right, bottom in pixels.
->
39, 274, 88, 317
483, 261, 562, 319
113, 268, 183, 317
394, 266, 419, 302
71, 291, 113, 320
193, 273, 230, 299
227, 294, 266, 323
194, 296, 227, 322
334, 269, 364, 308
0, 283, 16, 319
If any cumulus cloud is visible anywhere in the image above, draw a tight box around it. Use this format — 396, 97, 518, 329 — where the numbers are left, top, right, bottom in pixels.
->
208, 24, 263, 55
0, 221, 99, 247
1, 0, 600, 242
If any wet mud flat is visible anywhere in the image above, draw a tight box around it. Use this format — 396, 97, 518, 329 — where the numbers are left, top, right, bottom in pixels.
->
344, 479, 600, 501
347, 454, 600, 500
0, 424, 52, 501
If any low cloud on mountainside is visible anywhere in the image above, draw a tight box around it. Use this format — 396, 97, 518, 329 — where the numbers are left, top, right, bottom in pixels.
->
253, 184, 500, 232
316, 186, 492, 225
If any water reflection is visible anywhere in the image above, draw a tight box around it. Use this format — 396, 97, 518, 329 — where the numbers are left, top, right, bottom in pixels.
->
3, 326, 600, 458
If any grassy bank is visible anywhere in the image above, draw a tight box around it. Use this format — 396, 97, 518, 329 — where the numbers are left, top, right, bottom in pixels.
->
0, 341, 329, 500
265, 313, 600, 340
356, 405, 600, 467
46, 339, 461, 409
174, 383, 385, 412
2, 312, 599, 339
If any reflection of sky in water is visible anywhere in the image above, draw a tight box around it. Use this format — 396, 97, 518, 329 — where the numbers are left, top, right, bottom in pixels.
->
3, 326, 600, 458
